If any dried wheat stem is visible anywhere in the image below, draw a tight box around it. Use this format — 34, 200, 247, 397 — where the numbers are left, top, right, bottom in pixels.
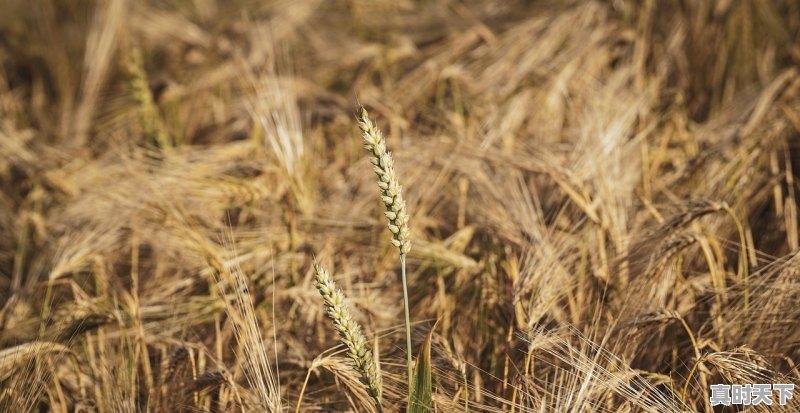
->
313, 262, 383, 412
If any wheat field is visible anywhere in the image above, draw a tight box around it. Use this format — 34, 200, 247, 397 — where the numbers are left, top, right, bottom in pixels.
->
1, 1, 800, 412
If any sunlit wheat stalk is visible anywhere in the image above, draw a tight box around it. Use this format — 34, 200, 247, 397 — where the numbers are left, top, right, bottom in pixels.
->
356, 105, 414, 394
313, 262, 383, 412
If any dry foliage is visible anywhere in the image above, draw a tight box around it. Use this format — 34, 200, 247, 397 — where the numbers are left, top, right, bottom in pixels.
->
2, 0, 800, 412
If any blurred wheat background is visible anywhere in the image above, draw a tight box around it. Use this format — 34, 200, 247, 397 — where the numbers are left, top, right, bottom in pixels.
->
1, 0, 800, 412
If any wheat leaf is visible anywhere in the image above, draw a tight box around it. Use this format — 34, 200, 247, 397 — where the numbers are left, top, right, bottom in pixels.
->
409, 320, 438, 413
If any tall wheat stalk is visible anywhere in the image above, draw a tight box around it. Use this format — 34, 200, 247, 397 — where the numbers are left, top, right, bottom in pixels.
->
356, 105, 414, 393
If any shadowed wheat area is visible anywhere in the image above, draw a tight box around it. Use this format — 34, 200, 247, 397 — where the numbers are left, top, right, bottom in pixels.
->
2, 0, 800, 412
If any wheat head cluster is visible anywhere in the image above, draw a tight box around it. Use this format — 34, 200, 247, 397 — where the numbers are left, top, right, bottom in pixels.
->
2, 1, 800, 413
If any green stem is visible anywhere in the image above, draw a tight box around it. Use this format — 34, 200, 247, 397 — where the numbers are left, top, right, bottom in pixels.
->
401, 255, 413, 396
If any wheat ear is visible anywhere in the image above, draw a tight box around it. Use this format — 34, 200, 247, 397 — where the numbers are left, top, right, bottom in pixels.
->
355, 105, 414, 394
313, 262, 383, 412
356, 106, 411, 255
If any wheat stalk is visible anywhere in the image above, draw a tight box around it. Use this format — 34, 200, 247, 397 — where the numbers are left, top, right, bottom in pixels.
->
355, 105, 414, 395
313, 262, 383, 412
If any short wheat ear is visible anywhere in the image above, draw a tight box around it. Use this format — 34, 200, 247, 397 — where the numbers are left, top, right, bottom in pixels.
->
355, 105, 414, 396
313, 261, 383, 413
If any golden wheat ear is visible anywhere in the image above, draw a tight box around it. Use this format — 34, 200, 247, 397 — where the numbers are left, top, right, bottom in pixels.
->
356, 105, 411, 256
313, 261, 384, 412
355, 105, 416, 397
